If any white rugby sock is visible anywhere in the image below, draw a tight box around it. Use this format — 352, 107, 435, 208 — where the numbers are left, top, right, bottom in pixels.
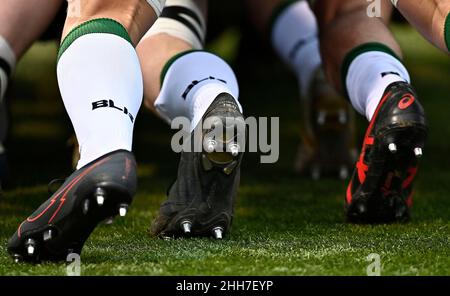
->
271, 1, 321, 98
346, 50, 410, 121
155, 51, 241, 131
0, 36, 16, 102
57, 19, 143, 169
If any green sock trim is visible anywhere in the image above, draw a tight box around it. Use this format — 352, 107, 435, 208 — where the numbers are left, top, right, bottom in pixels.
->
267, 0, 301, 39
341, 42, 402, 99
58, 18, 132, 62
445, 13, 450, 52
160, 50, 203, 86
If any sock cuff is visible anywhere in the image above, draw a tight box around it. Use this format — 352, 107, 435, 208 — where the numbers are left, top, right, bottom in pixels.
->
160, 49, 205, 85
58, 18, 132, 62
445, 13, 450, 52
341, 42, 401, 99
267, 0, 302, 38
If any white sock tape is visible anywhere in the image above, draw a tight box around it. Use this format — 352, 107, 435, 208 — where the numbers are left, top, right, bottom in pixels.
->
146, 0, 167, 16
143, 0, 206, 49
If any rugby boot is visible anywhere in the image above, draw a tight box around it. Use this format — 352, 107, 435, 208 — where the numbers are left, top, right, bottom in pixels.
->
150, 93, 245, 239
8, 150, 137, 262
346, 82, 427, 223
294, 68, 357, 180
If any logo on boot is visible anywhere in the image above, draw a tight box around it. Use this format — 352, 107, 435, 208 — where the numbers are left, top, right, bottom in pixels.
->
398, 94, 415, 110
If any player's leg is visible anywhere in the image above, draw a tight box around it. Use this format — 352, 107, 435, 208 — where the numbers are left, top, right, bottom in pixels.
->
313, 0, 398, 92
246, 0, 321, 98
8, 0, 164, 262
0, 0, 63, 61
393, 0, 450, 53
137, 0, 245, 239
245, 0, 356, 180
0, 0, 63, 183
314, 0, 427, 223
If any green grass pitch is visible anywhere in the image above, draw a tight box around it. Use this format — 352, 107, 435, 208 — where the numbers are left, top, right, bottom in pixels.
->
0, 25, 449, 275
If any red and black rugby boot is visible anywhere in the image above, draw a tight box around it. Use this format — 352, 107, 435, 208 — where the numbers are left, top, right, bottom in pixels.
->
8, 150, 137, 262
346, 82, 427, 223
